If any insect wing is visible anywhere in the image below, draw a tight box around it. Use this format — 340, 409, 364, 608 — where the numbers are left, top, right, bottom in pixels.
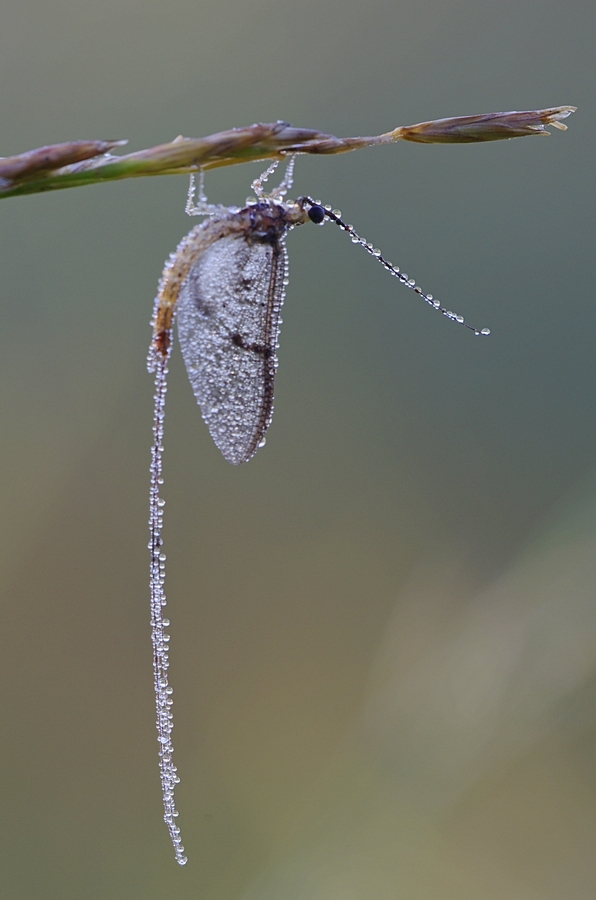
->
177, 231, 287, 465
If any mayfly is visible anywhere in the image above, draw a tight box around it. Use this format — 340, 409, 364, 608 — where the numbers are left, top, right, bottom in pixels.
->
146, 156, 490, 863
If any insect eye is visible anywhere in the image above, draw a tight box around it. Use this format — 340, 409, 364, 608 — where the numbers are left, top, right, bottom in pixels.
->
307, 204, 325, 225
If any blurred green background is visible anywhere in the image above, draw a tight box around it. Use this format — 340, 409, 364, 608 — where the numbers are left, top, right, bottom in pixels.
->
1, 1, 595, 897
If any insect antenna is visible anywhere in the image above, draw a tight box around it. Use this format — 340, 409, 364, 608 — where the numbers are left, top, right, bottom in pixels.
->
300, 197, 490, 336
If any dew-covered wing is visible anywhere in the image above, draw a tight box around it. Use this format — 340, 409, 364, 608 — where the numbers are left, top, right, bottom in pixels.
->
177, 231, 287, 465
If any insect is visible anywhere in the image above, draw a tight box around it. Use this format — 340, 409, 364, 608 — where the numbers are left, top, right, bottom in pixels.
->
150, 156, 489, 465
146, 156, 490, 863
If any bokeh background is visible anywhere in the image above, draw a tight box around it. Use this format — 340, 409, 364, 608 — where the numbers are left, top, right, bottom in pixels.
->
1, 1, 595, 897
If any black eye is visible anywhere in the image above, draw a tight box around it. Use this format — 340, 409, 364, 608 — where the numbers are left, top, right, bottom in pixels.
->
307, 204, 325, 225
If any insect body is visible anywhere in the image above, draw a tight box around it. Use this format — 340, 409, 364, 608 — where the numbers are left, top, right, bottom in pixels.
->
161, 199, 309, 463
